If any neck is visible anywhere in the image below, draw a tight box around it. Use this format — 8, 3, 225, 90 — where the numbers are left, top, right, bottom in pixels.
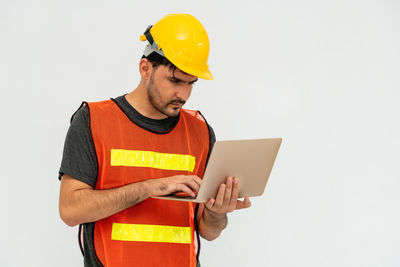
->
125, 81, 167, 120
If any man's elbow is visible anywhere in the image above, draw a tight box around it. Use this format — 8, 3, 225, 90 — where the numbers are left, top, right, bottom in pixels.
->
199, 228, 223, 241
59, 205, 80, 227
201, 233, 221, 241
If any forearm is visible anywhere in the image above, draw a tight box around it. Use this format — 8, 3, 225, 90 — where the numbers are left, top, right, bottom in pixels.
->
197, 207, 227, 241
59, 174, 202, 227
60, 177, 153, 226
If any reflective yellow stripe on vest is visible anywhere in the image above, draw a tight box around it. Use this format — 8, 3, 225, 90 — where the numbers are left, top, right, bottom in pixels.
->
111, 223, 192, 244
110, 149, 196, 172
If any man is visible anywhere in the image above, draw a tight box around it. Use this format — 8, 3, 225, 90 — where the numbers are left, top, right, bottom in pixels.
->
59, 13, 251, 267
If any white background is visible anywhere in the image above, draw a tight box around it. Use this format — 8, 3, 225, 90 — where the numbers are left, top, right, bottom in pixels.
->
1, 0, 399, 266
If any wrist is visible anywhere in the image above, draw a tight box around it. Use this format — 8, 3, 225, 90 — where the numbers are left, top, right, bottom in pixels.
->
137, 179, 157, 198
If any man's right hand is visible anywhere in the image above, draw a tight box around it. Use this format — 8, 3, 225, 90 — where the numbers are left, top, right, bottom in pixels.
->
147, 175, 202, 197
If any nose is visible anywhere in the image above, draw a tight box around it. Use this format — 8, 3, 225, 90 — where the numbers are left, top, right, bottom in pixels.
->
175, 83, 192, 102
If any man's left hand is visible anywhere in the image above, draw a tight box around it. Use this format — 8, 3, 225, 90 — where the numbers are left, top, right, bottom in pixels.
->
204, 176, 251, 214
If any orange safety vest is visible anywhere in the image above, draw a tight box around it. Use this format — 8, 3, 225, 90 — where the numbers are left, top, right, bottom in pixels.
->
87, 100, 210, 267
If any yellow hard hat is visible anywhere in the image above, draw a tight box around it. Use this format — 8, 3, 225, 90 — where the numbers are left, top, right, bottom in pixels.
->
140, 13, 213, 80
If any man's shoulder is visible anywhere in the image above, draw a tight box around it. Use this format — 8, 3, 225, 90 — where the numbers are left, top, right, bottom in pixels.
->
181, 108, 207, 124
181, 109, 216, 149
84, 99, 123, 117
86, 99, 114, 108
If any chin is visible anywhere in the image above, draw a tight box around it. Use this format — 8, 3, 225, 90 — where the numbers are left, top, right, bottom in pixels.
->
165, 108, 181, 118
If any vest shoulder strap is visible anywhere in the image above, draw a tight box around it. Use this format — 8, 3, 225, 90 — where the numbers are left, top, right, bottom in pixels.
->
181, 109, 206, 124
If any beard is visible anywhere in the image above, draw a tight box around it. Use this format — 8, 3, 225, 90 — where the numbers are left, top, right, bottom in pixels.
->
146, 72, 186, 118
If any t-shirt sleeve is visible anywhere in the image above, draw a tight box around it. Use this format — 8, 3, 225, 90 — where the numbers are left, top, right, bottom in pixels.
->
58, 103, 98, 187
208, 124, 216, 151
204, 121, 216, 168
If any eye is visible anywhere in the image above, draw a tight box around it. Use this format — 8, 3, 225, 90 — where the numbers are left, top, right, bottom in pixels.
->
169, 78, 180, 84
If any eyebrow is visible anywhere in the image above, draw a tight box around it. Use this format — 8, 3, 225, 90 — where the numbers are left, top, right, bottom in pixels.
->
169, 76, 198, 84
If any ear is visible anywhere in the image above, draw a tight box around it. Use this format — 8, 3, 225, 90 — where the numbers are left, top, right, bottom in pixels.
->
139, 58, 153, 80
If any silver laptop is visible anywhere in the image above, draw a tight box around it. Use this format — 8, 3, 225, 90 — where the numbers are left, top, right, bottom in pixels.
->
153, 138, 282, 202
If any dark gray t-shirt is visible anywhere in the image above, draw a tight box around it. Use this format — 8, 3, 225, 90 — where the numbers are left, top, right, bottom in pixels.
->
59, 94, 215, 187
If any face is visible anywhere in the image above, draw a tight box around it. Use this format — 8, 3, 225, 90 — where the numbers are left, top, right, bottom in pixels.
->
146, 65, 198, 118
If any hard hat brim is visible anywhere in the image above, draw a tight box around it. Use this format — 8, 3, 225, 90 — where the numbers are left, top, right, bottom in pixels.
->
168, 56, 214, 80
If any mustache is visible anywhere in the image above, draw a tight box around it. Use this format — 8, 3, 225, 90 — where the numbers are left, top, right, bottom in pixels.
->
168, 99, 186, 105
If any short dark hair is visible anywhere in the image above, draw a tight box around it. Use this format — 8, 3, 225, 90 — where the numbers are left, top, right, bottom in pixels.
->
141, 52, 177, 72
